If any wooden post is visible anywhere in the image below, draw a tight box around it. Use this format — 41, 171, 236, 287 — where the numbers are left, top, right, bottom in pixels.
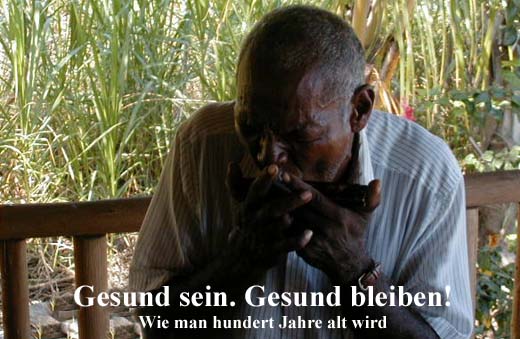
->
74, 235, 109, 339
466, 209, 479, 312
0, 240, 31, 339
512, 203, 520, 339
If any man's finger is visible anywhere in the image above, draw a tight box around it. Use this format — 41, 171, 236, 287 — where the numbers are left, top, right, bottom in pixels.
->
292, 208, 323, 232
247, 164, 278, 203
255, 190, 312, 220
363, 179, 381, 213
273, 229, 314, 253
283, 173, 343, 221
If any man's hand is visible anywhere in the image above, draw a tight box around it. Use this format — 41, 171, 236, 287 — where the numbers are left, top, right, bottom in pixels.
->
226, 162, 314, 271
283, 173, 381, 284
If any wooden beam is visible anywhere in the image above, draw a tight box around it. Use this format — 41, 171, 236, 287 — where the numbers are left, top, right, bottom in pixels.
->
0, 197, 150, 240
465, 170, 520, 208
512, 203, 520, 339
74, 235, 109, 339
0, 240, 30, 339
0, 171, 518, 240
466, 208, 479, 312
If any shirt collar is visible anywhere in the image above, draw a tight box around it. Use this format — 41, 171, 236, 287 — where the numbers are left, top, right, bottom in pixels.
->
357, 128, 374, 185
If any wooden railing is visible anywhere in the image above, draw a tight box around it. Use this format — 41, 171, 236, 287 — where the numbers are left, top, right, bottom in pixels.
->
0, 170, 519, 339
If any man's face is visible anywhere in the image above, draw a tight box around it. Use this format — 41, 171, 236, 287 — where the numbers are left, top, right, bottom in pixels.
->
234, 59, 356, 182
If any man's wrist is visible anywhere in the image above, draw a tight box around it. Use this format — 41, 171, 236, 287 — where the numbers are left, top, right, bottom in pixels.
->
358, 261, 382, 291
334, 255, 374, 286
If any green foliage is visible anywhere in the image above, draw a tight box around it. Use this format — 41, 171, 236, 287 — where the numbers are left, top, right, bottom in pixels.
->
414, 60, 520, 159
475, 237, 517, 338
462, 146, 520, 172
1, 0, 517, 201
460, 143, 519, 338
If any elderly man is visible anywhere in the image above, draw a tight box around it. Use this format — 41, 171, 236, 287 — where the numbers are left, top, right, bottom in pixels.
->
130, 5, 473, 339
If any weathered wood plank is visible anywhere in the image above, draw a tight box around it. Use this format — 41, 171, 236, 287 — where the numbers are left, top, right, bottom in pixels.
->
0, 171, 517, 239
465, 170, 520, 208
0, 240, 31, 339
466, 208, 479, 311
0, 171, 517, 240
0, 197, 150, 240
73, 236, 109, 339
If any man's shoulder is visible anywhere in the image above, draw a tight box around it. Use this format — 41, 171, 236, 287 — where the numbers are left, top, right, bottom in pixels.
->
179, 101, 236, 143
367, 110, 462, 202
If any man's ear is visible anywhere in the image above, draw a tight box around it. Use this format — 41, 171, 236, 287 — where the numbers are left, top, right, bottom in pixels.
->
350, 84, 374, 133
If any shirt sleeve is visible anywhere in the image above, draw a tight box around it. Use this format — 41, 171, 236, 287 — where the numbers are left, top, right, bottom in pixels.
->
129, 122, 201, 292
395, 175, 474, 339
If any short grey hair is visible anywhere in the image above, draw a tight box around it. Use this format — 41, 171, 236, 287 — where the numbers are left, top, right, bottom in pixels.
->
237, 5, 366, 104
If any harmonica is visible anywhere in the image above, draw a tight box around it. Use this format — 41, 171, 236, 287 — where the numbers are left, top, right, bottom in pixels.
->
241, 177, 369, 210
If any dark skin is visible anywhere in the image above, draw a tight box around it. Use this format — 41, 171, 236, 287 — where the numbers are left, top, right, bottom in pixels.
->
137, 57, 440, 338
230, 57, 440, 338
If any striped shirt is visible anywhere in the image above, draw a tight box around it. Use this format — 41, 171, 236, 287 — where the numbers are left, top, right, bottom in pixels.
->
129, 102, 473, 339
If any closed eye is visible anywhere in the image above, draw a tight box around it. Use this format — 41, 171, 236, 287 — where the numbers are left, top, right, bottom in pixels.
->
294, 136, 321, 143
286, 128, 323, 144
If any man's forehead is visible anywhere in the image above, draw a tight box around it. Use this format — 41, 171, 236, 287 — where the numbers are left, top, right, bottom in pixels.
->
240, 63, 346, 105
235, 59, 348, 129
235, 93, 340, 132
235, 96, 310, 128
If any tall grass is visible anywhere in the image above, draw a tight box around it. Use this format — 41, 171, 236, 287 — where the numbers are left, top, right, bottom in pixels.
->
1, 0, 188, 202
1, 0, 515, 202
0, 0, 342, 203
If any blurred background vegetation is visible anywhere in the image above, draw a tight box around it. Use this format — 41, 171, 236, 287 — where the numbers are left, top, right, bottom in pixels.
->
0, 0, 518, 337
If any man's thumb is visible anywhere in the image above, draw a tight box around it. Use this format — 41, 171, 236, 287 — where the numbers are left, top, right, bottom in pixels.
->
364, 179, 381, 213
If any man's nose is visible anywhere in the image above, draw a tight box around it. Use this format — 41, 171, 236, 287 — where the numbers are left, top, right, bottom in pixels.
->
257, 131, 288, 168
